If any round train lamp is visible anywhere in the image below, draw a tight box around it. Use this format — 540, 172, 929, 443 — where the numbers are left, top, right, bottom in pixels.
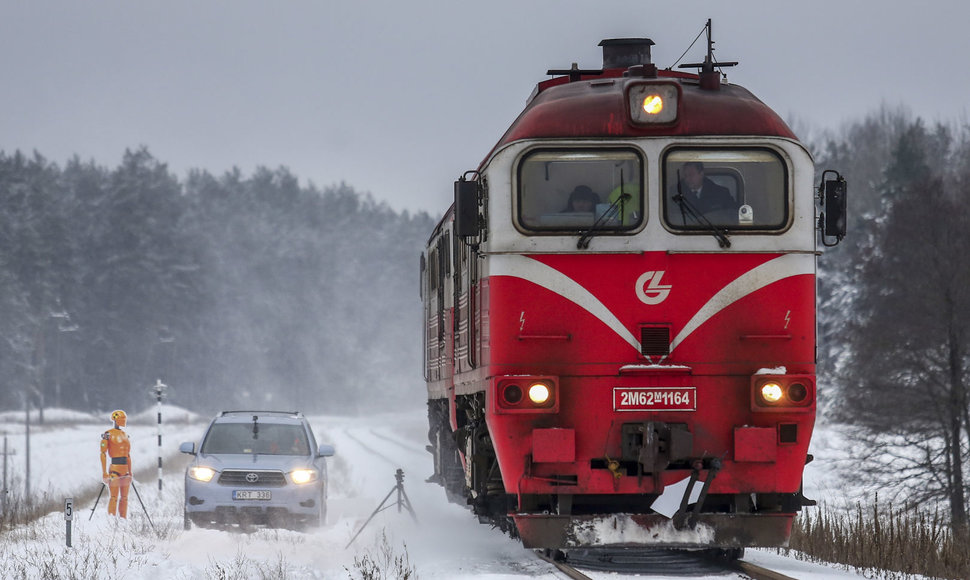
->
642, 95, 664, 115
760, 382, 784, 404
528, 383, 550, 405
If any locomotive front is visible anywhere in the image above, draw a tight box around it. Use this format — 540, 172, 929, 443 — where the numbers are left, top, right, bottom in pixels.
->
423, 31, 846, 551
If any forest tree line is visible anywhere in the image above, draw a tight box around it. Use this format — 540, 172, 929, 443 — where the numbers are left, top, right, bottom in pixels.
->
811, 106, 970, 533
0, 148, 434, 416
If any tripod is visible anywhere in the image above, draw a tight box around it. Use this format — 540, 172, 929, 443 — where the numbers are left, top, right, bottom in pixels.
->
345, 468, 418, 548
88, 478, 156, 531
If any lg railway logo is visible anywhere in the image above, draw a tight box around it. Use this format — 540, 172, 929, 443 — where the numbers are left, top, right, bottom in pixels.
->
635, 271, 671, 305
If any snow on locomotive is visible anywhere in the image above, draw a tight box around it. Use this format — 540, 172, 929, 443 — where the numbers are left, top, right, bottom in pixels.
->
421, 24, 846, 551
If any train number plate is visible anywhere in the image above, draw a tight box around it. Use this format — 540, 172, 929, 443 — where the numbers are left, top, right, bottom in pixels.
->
233, 490, 271, 501
613, 387, 696, 411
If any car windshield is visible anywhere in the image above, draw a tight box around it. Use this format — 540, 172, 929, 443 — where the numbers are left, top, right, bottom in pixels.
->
200, 423, 310, 455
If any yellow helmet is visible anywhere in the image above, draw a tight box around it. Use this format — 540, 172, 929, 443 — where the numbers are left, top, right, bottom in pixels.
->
110, 409, 127, 423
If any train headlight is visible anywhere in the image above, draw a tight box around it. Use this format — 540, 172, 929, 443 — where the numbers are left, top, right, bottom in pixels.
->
642, 94, 664, 115
751, 374, 815, 412
188, 466, 216, 482
503, 384, 523, 405
787, 382, 808, 403
760, 382, 784, 403
494, 376, 559, 413
528, 383, 551, 405
628, 82, 679, 125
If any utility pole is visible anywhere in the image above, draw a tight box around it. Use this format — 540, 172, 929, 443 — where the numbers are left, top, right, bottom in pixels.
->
51, 313, 78, 409
1, 433, 14, 514
24, 394, 30, 503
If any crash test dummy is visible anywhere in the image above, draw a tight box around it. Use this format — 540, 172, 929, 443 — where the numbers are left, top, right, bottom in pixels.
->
100, 409, 132, 518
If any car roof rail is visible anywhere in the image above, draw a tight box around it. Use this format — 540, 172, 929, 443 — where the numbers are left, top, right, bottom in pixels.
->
219, 410, 302, 417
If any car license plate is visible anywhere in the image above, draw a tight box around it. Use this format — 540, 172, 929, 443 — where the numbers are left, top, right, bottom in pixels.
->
233, 490, 271, 501
614, 387, 695, 411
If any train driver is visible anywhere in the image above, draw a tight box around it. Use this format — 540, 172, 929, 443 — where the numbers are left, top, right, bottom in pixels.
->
672, 161, 737, 214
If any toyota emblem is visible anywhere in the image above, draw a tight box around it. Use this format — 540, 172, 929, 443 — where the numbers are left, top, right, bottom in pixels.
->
245, 472, 259, 483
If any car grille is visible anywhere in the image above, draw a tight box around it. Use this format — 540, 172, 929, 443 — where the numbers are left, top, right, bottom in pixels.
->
218, 469, 287, 487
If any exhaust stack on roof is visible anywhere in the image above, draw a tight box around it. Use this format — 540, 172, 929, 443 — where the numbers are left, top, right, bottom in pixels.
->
599, 38, 655, 69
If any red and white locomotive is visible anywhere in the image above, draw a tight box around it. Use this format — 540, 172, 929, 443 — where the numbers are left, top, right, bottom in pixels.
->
422, 24, 846, 551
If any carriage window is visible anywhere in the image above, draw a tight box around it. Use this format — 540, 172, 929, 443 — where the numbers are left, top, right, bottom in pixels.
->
662, 149, 788, 231
517, 149, 643, 232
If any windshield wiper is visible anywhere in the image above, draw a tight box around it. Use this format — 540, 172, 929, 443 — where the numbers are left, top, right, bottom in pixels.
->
577, 193, 629, 249
674, 172, 731, 248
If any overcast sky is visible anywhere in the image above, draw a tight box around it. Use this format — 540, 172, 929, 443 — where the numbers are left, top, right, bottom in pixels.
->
2, 1, 967, 214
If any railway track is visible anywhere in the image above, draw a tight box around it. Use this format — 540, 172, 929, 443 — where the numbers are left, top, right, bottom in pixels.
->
534, 548, 799, 580
735, 560, 800, 580
366, 428, 428, 456
342, 429, 401, 466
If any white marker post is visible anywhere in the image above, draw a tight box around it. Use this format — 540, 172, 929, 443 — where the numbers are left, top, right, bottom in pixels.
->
64, 497, 73, 547
151, 380, 167, 493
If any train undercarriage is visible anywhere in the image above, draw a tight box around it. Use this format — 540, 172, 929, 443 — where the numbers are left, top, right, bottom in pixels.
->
426, 396, 814, 549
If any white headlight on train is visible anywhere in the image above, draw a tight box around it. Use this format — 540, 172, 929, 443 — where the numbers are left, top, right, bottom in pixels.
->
760, 382, 784, 403
528, 383, 551, 405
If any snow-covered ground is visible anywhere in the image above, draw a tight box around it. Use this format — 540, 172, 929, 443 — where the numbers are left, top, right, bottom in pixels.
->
0, 405, 890, 578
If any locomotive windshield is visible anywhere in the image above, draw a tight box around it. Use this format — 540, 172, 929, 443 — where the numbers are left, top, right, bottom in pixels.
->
517, 149, 643, 233
662, 148, 789, 232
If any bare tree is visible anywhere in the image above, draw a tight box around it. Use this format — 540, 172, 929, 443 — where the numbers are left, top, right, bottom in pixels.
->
844, 130, 970, 534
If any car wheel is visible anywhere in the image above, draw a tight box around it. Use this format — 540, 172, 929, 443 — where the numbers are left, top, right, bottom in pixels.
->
183, 509, 191, 531
311, 491, 327, 528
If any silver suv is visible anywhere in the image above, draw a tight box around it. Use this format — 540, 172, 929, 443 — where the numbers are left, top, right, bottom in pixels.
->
179, 411, 335, 530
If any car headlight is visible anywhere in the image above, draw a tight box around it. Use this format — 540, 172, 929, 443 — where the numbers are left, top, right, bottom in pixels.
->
188, 466, 216, 482
290, 469, 318, 485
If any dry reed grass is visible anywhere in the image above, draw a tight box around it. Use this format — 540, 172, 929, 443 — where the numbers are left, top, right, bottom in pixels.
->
788, 497, 970, 579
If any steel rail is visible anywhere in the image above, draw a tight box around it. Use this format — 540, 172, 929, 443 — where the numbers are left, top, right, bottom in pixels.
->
534, 550, 594, 580
736, 559, 800, 580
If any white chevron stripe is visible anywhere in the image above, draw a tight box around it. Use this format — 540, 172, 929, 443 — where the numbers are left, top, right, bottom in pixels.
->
489, 253, 814, 359
666, 253, 814, 357
490, 255, 642, 352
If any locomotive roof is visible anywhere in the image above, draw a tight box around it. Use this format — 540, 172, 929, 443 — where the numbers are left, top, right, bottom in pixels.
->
491, 67, 796, 152
428, 36, 800, 240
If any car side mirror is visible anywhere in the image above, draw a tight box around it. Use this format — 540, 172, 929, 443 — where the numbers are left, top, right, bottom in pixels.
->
179, 441, 196, 455
317, 443, 335, 457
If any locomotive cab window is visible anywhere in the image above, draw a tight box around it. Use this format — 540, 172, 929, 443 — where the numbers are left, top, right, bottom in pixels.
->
517, 149, 643, 233
662, 148, 788, 232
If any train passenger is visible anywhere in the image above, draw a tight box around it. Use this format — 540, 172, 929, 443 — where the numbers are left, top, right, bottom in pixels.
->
562, 185, 599, 212
607, 183, 641, 225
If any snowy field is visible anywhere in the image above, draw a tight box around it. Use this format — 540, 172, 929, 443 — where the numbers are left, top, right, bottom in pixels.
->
0, 405, 891, 579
